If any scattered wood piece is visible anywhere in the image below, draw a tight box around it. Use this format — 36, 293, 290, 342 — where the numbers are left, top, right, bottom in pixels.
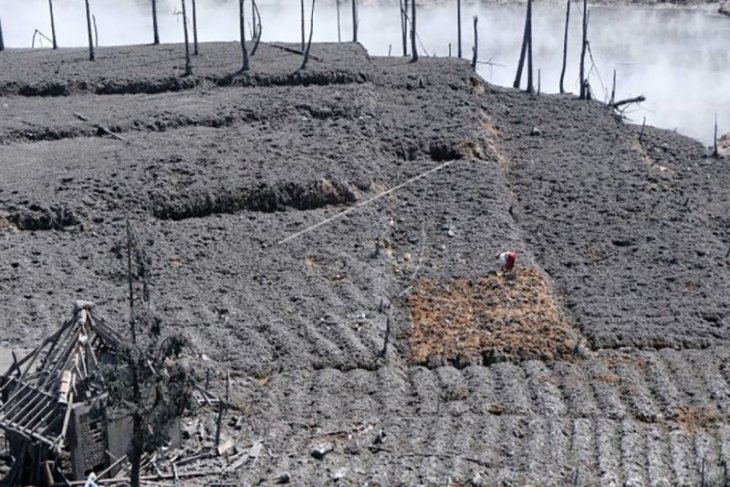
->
268, 43, 322, 61
610, 95, 646, 110
73, 112, 89, 122
96, 125, 126, 142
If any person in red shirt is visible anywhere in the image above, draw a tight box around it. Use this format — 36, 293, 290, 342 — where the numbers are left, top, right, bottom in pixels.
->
496, 250, 517, 274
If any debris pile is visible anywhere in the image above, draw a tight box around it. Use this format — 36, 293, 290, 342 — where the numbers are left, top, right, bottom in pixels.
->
406, 268, 583, 366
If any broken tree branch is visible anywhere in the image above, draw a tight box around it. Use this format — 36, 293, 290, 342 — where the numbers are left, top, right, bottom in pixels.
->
610, 95, 646, 110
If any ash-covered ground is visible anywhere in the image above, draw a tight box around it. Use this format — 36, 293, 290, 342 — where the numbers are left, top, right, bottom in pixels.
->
2, 42, 730, 485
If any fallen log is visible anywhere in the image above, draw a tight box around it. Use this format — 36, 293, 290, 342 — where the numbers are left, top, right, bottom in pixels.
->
610, 95, 646, 110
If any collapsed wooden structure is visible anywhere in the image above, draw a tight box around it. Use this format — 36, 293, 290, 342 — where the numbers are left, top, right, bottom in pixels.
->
0, 301, 130, 485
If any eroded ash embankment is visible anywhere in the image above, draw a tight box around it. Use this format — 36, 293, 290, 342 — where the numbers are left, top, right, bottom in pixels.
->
2, 42, 730, 485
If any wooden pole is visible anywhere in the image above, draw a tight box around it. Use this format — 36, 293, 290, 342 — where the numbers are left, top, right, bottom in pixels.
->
93, 14, 99, 47
85, 0, 95, 61
526, 0, 534, 93
560, 0, 570, 93
457, 0, 462, 58
471, 16, 477, 70
240, 0, 250, 71
181, 0, 192, 75
513, 0, 530, 89
610, 69, 616, 105
49, 0, 58, 49
251, 0, 257, 38
579, 0, 588, 99
401, 0, 408, 56
152, 0, 160, 45
352, 0, 358, 42
410, 0, 418, 62
192, 0, 198, 55
0, 17, 5, 51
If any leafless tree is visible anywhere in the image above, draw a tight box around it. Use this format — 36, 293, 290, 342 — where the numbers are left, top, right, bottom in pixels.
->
513, 0, 530, 88
240, 0, 250, 71
48, 0, 58, 49
579, 0, 588, 99
472, 16, 478, 70
400, 0, 408, 56
457, 0, 462, 58
352, 0, 358, 42
181, 0, 192, 75
336, 0, 341, 42
410, 0, 417, 62
526, 0, 534, 93
559, 0, 570, 93
0, 17, 4, 51
93, 14, 99, 47
300, 0, 306, 50
714, 115, 720, 158
152, 0, 160, 45
251, 0, 263, 55
301, 0, 316, 70
192, 0, 199, 55
85, 0, 95, 60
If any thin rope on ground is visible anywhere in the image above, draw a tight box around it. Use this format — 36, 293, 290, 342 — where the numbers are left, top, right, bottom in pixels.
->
277, 159, 461, 245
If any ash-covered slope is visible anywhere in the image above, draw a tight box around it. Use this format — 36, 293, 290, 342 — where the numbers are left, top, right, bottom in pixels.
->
2, 42, 730, 485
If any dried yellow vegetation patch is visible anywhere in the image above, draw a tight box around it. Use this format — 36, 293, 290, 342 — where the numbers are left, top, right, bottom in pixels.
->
405, 268, 583, 366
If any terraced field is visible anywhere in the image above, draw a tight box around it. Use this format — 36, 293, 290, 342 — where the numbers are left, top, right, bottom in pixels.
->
1, 41, 728, 485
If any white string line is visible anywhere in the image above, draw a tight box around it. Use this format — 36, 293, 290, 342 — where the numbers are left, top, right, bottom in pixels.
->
277, 159, 461, 245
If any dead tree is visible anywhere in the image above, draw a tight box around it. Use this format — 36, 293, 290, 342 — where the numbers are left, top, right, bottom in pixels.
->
48, 0, 58, 49
300, 0, 306, 50
336, 0, 341, 42
714, 115, 720, 158
610, 69, 616, 105
192, 0, 199, 55
251, 0, 257, 38
471, 16, 478, 70
579, 0, 588, 99
559, 0, 570, 93
301, 0, 316, 70
251, 0, 263, 55
240, 0, 250, 71
457, 0, 462, 58
93, 14, 99, 47
399, 0, 406, 56
410, 0, 418, 62
0, 17, 5, 51
181, 0, 192, 75
85, 0, 95, 60
526, 0, 534, 93
352, 0, 358, 42
513, 0, 531, 89
152, 0, 160, 45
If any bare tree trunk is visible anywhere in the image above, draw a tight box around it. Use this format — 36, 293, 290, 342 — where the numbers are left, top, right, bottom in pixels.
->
402, 0, 409, 56
336, 0, 341, 42
240, 0, 250, 71
513, 0, 530, 88
352, 0, 358, 42
526, 0, 533, 93
457, 0, 462, 58
181, 0, 192, 75
49, 0, 58, 49
0, 18, 4, 51
93, 14, 99, 47
301, 0, 316, 70
251, 0, 262, 55
559, 0, 570, 93
152, 0, 160, 45
579, 0, 588, 99
714, 114, 719, 158
410, 0, 418, 62
471, 15, 477, 70
252, 0, 257, 38
300, 0, 306, 50
192, 0, 199, 55
85, 0, 95, 61
610, 69, 616, 105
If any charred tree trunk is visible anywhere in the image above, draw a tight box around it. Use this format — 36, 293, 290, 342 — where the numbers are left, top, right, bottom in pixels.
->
301, 0, 316, 70
252, 0, 257, 38
457, 0, 462, 58
300, 0, 306, 50
410, 0, 418, 62
579, 0, 588, 99
0, 18, 4, 51
559, 0, 570, 93
352, 0, 358, 42
152, 0, 160, 45
192, 0, 199, 55
336, 0, 341, 42
240, 0, 250, 71
400, 0, 408, 57
471, 16, 478, 70
513, 0, 530, 89
251, 0, 262, 55
526, 0, 534, 93
714, 115, 720, 158
85, 0, 95, 61
93, 14, 99, 47
181, 0, 192, 75
49, 0, 58, 49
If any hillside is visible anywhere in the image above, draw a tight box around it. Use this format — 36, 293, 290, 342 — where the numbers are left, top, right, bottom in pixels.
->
1, 42, 730, 485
